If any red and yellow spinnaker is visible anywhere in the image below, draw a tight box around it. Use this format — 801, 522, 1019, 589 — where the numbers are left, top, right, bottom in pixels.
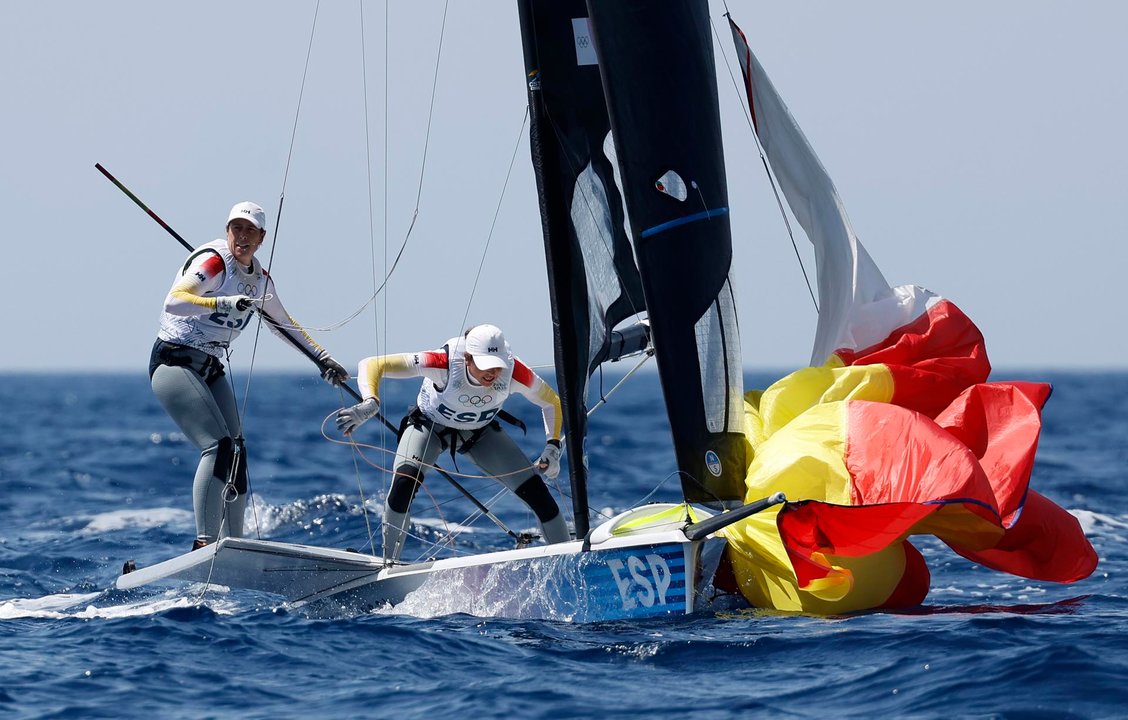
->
720, 297, 1097, 613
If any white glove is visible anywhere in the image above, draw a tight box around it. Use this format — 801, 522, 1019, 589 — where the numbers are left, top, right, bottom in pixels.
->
336, 397, 380, 435
318, 354, 349, 386
215, 295, 253, 313
536, 441, 562, 480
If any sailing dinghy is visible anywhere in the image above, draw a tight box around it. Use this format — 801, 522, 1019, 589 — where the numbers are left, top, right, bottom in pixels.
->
119, 0, 767, 620
116, 0, 1096, 619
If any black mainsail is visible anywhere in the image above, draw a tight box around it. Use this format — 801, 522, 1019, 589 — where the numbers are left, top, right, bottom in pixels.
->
519, 0, 746, 528
517, 0, 649, 535
586, 0, 746, 504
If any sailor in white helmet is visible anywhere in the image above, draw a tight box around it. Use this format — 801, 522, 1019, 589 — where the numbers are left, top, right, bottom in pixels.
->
335, 324, 569, 561
150, 201, 349, 550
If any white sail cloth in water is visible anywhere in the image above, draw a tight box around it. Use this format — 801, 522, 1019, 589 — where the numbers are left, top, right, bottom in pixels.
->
728, 20, 940, 366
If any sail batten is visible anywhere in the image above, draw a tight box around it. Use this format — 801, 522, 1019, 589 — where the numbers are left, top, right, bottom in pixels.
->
640, 208, 730, 239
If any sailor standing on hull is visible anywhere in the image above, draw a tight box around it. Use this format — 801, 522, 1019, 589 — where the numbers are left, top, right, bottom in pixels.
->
150, 201, 348, 550
335, 324, 570, 561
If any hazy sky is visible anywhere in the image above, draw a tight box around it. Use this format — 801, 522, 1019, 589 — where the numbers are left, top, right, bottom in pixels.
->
2, 1, 1125, 377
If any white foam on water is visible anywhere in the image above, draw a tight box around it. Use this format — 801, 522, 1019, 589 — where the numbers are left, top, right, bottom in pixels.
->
1072, 509, 1126, 531
1071, 509, 1128, 546
413, 517, 480, 535
75, 589, 241, 619
0, 592, 103, 619
79, 507, 192, 534
247, 492, 355, 535
0, 587, 239, 620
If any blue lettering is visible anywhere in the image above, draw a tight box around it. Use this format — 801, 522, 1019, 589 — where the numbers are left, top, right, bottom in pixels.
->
434, 405, 500, 425
478, 408, 499, 423
207, 311, 249, 330
436, 404, 457, 420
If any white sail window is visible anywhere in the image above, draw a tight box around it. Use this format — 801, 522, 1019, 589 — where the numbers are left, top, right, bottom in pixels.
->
571, 162, 624, 377
655, 170, 687, 201
694, 274, 743, 433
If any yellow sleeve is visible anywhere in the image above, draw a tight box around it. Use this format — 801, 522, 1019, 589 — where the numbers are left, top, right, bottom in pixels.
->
357, 353, 420, 398
163, 259, 225, 315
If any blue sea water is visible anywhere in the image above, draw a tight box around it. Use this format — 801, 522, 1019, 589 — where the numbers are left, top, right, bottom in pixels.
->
1, 369, 1126, 719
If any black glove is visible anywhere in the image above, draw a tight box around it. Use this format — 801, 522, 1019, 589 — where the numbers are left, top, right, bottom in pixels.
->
318, 353, 349, 386
215, 295, 254, 312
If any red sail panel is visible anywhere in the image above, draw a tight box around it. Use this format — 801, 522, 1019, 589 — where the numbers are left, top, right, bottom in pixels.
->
772, 386, 1096, 596
835, 299, 990, 419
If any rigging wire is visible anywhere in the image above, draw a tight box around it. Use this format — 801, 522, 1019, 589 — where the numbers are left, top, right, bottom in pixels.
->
234, 0, 321, 429
710, 11, 819, 315
223, 0, 324, 550
445, 105, 583, 543
375, 0, 464, 558
354, 0, 380, 558
382, 0, 389, 372
455, 107, 530, 333
585, 350, 653, 418
254, 2, 453, 339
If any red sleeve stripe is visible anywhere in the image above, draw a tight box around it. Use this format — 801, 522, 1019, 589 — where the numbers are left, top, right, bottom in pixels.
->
199, 254, 226, 278
420, 350, 449, 369
511, 359, 534, 387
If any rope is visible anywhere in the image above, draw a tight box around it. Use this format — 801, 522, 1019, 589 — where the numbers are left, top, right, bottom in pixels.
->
321, 412, 543, 483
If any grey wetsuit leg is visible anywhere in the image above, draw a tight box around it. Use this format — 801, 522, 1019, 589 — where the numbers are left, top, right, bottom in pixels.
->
383, 422, 445, 561
151, 364, 243, 543
467, 426, 569, 544
537, 510, 570, 544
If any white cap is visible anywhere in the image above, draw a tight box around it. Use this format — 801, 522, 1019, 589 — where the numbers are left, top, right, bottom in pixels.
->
227, 201, 267, 230
465, 324, 509, 371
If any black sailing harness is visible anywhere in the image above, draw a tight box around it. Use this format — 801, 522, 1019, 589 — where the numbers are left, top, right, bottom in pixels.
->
398, 405, 527, 469
148, 339, 226, 385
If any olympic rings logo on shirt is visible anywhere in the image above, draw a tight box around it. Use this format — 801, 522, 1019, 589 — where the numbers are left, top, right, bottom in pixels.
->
237, 282, 260, 297
459, 394, 493, 406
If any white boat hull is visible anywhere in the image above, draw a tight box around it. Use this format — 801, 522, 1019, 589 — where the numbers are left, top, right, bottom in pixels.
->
116, 505, 729, 622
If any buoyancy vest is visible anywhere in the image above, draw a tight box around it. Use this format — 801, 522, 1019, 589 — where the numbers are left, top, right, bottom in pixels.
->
416, 336, 514, 430
157, 239, 266, 356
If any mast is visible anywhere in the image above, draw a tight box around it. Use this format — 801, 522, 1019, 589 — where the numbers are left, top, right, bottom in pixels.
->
587, 0, 747, 503
517, 0, 647, 535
